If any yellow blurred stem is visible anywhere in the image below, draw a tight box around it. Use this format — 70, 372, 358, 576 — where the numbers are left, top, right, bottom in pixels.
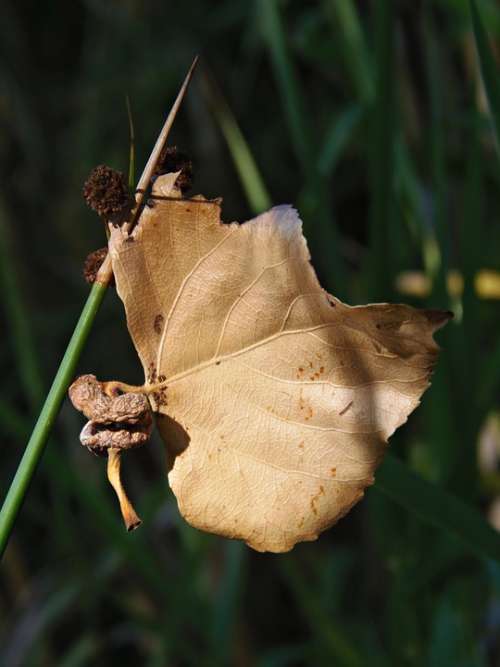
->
107, 448, 142, 531
395, 269, 500, 300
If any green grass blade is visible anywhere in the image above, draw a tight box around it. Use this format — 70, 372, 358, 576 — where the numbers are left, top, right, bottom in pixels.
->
0, 399, 29, 440
469, 0, 500, 157
324, 0, 374, 103
0, 281, 107, 558
0, 199, 44, 410
279, 557, 366, 665
375, 455, 500, 563
424, 13, 449, 304
318, 105, 362, 176
202, 72, 272, 213
126, 94, 136, 191
367, 0, 396, 299
257, 0, 314, 169
210, 541, 247, 664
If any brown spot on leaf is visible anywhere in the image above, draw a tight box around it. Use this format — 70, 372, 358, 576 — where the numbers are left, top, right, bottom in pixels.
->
330, 467, 337, 477
339, 401, 353, 416
304, 406, 313, 421
153, 314, 164, 334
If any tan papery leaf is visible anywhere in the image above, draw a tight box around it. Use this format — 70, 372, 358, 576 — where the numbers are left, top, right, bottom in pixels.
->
108, 173, 450, 552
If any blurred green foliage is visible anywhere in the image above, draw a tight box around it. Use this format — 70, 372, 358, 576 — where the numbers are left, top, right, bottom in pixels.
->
1, 0, 500, 665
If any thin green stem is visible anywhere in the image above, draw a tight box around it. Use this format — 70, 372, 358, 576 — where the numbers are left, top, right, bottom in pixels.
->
126, 94, 136, 191
469, 0, 500, 159
257, 0, 313, 170
201, 71, 271, 214
0, 59, 197, 559
0, 282, 107, 558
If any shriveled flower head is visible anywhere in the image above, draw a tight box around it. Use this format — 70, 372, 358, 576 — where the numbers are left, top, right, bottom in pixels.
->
83, 165, 134, 225
154, 146, 193, 193
83, 247, 115, 286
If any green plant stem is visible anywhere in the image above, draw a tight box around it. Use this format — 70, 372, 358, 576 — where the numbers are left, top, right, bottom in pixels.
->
0, 281, 107, 558
258, 0, 313, 169
202, 72, 271, 214
126, 94, 136, 190
470, 0, 500, 158
0, 59, 197, 560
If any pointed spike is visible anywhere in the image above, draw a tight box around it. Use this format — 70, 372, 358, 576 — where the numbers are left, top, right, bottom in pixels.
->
97, 56, 199, 283
134, 55, 199, 202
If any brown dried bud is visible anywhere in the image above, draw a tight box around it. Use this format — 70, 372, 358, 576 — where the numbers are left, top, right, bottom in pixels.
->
83, 247, 115, 285
79, 418, 152, 456
69, 374, 151, 423
68, 374, 153, 455
68, 374, 152, 531
83, 165, 134, 225
154, 146, 193, 193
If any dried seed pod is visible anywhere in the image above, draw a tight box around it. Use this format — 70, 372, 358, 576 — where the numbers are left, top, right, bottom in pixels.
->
83, 247, 115, 285
154, 146, 193, 193
79, 417, 152, 456
69, 374, 150, 425
83, 165, 134, 225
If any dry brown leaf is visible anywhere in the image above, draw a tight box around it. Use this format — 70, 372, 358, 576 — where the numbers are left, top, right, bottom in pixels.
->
107, 174, 450, 553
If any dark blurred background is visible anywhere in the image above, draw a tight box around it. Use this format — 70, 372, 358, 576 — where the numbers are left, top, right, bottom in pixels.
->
1, 0, 500, 665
